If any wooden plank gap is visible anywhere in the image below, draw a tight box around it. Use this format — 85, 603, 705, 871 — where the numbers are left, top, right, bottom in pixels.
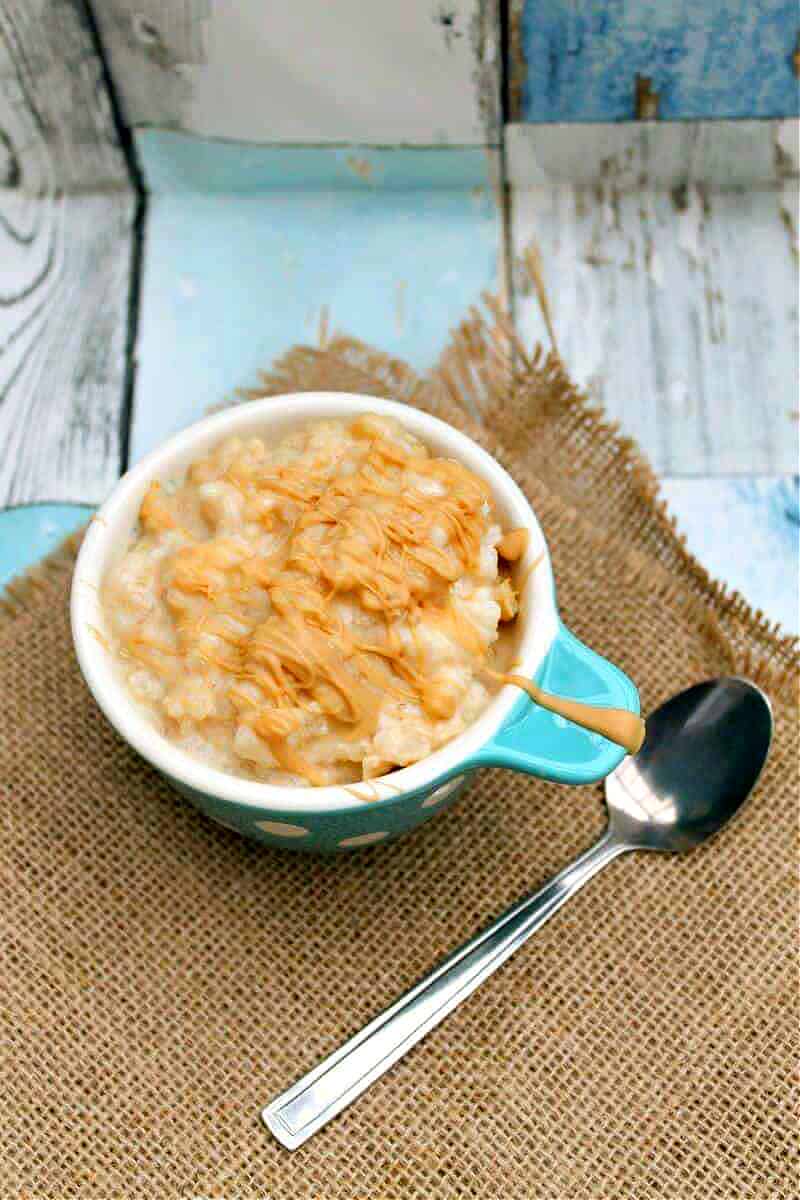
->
495, 0, 516, 327
77, 0, 147, 476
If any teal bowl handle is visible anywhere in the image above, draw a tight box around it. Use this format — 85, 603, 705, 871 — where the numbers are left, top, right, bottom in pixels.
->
473, 623, 640, 785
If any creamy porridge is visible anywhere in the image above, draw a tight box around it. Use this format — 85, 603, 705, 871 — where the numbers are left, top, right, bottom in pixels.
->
103, 415, 529, 786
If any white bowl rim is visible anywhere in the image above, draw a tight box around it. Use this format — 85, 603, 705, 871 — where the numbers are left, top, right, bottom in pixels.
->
70, 392, 559, 813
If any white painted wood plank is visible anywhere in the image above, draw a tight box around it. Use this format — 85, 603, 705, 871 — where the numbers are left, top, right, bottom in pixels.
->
511, 181, 799, 476
0, 0, 136, 506
93, 0, 500, 145
506, 119, 800, 189
0, 192, 135, 505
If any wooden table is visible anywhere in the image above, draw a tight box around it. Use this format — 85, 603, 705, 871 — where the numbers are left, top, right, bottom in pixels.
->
1, 0, 797, 631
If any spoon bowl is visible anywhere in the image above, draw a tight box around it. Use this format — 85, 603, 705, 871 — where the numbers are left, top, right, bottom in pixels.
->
606, 678, 773, 853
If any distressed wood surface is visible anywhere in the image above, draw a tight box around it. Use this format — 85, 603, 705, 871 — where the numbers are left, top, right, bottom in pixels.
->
88, 0, 209, 132
506, 119, 800, 189
0, 193, 135, 505
0, 0, 129, 191
92, 0, 501, 145
512, 179, 799, 475
513, 0, 800, 122
0, 0, 135, 506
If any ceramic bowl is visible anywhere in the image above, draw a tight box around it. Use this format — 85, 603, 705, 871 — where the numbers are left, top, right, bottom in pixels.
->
71, 392, 640, 852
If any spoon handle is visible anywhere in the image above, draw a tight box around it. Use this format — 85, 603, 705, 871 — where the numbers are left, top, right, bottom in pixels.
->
262, 830, 625, 1149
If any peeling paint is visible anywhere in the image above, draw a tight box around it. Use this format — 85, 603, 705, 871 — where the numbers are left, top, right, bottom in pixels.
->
676, 184, 704, 265
774, 125, 799, 256
345, 155, 373, 184
470, 0, 501, 144
704, 278, 726, 344
634, 74, 660, 121
774, 118, 800, 175
513, 183, 796, 474
645, 242, 664, 287
507, 120, 800, 190
130, 0, 210, 65
434, 3, 463, 51
778, 180, 799, 258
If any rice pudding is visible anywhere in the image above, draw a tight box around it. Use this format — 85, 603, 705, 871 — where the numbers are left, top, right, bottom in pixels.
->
103, 414, 528, 786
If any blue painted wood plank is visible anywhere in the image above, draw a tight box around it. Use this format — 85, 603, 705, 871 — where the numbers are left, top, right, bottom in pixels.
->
136, 130, 496, 192
0, 504, 92, 592
661, 477, 799, 633
129, 186, 499, 463
520, 0, 800, 122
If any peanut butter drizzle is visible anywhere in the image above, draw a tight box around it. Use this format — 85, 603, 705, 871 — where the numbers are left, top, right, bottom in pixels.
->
127, 415, 643, 782
485, 668, 645, 755
136, 415, 503, 783
496, 527, 528, 562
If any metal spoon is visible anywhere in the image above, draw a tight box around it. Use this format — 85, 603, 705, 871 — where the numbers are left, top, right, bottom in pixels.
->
263, 678, 772, 1149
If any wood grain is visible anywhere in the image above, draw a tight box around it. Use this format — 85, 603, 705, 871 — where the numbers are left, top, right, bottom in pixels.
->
0, 0, 135, 506
512, 180, 798, 475
0, 193, 135, 505
0, 0, 128, 190
88, 0, 209, 133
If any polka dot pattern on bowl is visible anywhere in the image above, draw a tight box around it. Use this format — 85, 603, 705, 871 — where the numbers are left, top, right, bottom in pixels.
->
254, 820, 309, 838
421, 777, 464, 808
338, 831, 389, 848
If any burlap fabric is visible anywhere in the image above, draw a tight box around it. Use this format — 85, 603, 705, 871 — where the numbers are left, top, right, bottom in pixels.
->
1, 307, 797, 1199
